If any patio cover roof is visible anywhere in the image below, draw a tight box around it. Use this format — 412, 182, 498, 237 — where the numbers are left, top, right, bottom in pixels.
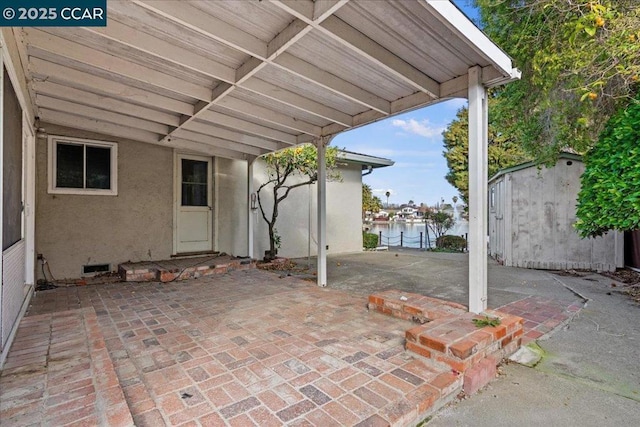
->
4, 0, 519, 159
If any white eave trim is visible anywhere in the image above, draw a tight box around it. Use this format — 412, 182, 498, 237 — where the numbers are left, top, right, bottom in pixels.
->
340, 151, 394, 168
423, 0, 519, 81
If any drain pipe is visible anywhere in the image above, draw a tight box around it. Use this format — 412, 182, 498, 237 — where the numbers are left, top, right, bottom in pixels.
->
248, 156, 259, 260
362, 165, 373, 177
308, 183, 312, 269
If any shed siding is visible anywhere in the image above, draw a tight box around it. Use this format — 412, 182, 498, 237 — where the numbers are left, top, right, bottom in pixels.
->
490, 158, 620, 271
488, 177, 506, 262
503, 174, 513, 265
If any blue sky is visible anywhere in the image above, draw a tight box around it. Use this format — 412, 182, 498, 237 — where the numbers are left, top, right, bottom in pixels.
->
333, 1, 478, 207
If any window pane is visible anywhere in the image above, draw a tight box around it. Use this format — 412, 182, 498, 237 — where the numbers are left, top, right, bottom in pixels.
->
86, 146, 111, 189
181, 159, 208, 206
3, 67, 23, 250
182, 159, 207, 184
182, 183, 208, 206
56, 143, 83, 188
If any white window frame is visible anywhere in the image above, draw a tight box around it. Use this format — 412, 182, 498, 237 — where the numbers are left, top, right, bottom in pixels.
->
47, 135, 118, 196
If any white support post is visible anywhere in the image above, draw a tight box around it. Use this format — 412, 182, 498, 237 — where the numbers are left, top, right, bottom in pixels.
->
247, 159, 255, 259
316, 137, 329, 287
468, 66, 488, 313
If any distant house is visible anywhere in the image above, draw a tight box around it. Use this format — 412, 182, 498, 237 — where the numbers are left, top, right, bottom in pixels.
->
399, 206, 416, 217
369, 211, 389, 222
488, 153, 623, 272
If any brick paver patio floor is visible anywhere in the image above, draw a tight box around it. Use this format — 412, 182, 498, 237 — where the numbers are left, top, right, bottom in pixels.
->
1, 269, 463, 426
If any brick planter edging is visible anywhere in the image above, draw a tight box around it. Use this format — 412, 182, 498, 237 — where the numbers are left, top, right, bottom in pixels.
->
368, 289, 467, 323
369, 290, 524, 396
119, 257, 255, 282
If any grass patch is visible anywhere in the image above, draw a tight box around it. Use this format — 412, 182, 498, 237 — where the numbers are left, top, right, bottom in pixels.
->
472, 316, 501, 328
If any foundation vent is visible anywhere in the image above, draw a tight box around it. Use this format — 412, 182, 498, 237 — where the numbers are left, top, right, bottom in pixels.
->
82, 264, 110, 275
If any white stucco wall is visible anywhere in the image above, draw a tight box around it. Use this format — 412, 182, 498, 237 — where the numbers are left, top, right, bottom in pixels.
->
35, 132, 367, 279
35, 124, 174, 280
251, 159, 363, 260
488, 158, 623, 271
215, 157, 248, 257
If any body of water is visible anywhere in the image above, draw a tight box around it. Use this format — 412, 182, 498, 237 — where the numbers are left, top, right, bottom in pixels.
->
365, 220, 469, 249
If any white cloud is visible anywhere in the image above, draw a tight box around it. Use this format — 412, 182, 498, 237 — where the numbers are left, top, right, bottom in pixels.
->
391, 118, 445, 138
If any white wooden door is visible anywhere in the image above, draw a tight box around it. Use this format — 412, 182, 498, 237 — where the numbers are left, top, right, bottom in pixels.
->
175, 154, 213, 254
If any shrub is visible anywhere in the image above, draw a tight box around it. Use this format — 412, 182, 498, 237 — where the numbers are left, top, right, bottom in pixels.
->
363, 232, 379, 249
436, 235, 466, 252
576, 97, 640, 237
425, 210, 455, 240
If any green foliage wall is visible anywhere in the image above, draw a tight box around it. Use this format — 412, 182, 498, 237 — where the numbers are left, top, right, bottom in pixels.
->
576, 98, 640, 237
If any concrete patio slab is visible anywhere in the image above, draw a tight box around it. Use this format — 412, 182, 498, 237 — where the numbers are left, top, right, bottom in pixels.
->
428, 271, 640, 426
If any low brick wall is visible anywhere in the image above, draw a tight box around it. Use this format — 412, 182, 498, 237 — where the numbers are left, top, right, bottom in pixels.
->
369, 290, 524, 396
119, 257, 255, 282
368, 290, 467, 323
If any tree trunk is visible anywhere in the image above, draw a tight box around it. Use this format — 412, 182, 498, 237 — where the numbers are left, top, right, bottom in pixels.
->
266, 222, 277, 261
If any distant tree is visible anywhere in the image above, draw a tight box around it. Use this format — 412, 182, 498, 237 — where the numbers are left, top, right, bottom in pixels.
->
425, 210, 455, 242
443, 100, 530, 204
257, 144, 340, 260
362, 184, 382, 219
385, 190, 391, 208
575, 97, 640, 237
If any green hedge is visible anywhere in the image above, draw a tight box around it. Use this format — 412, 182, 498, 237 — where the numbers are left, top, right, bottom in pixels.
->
435, 235, 466, 252
363, 232, 379, 249
576, 97, 640, 237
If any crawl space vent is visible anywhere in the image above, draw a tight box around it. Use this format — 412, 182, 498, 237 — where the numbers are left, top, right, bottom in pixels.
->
82, 264, 110, 275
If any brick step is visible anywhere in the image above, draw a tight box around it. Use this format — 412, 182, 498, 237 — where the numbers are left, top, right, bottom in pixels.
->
368, 290, 524, 396
387, 369, 463, 426
368, 290, 468, 323
119, 256, 255, 282
406, 310, 523, 395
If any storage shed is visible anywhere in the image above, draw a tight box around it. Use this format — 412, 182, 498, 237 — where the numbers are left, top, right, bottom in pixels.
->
488, 153, 623, 272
